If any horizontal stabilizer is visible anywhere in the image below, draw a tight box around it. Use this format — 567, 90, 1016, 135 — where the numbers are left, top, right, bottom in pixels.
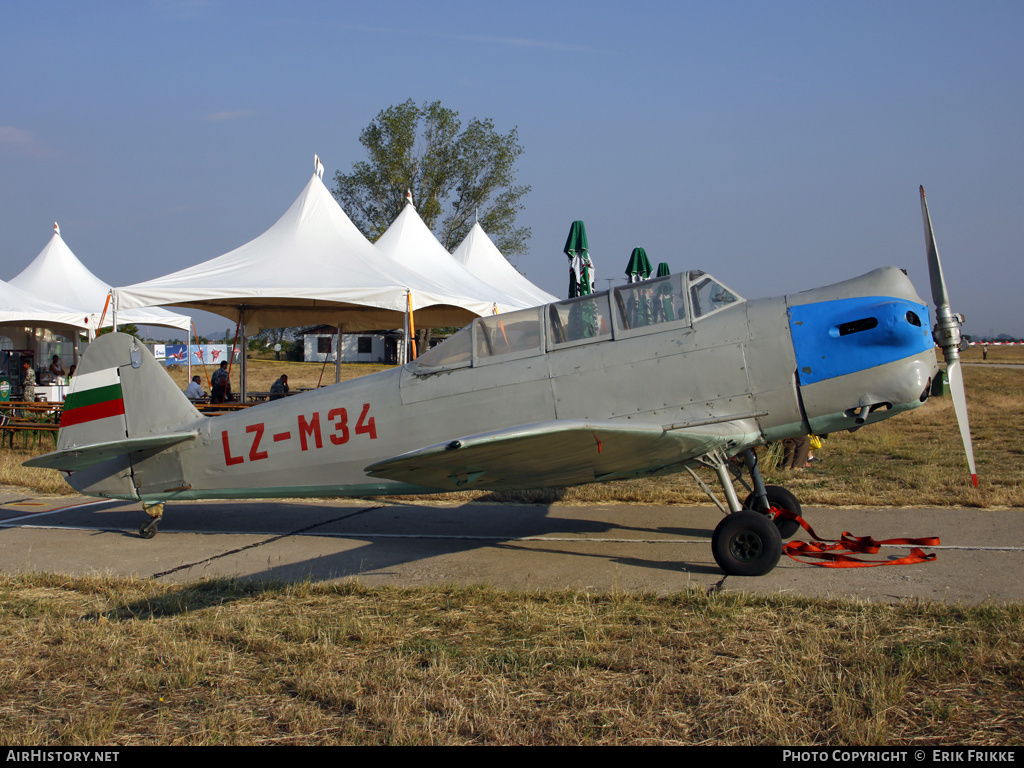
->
24, 431, 197, 472
365, 419, 748, 491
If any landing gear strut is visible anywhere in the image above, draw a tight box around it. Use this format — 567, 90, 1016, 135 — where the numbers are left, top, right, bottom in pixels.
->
138, 502, 163, 539
694, 448, 797, 576
743, 485, 801, 539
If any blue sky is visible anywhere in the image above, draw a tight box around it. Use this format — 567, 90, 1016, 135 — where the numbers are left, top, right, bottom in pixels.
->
2, 0, 1022, 337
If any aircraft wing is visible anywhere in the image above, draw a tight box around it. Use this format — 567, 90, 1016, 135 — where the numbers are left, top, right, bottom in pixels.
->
24, 432, 198, 472
365, 419, 756, 491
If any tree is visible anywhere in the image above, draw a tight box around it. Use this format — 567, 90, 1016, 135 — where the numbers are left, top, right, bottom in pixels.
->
248, 328, 297, 359
333, 100, 531, 257
97, 323, 140, 338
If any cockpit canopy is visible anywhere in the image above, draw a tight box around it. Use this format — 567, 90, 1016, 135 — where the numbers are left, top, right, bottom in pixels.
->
413, 271, 742, 373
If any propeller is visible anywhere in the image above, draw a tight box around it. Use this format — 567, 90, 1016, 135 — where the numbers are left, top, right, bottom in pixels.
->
919, 186, 978, 487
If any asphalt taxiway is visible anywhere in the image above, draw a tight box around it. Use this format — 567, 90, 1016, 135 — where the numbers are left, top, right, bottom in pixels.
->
0, 490, 1020, 604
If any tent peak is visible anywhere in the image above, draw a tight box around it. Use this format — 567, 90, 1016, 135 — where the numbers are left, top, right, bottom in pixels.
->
53, 222, 60, 236
314, 154, 324, 180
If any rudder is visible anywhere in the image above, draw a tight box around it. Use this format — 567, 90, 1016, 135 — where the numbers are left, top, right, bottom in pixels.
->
58, 332, 201, 451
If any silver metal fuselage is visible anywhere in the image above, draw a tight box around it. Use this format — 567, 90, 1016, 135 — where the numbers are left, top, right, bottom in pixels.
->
66, 267, 937, 504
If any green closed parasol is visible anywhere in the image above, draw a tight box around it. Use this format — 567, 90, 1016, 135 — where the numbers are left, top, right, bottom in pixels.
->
564, 220, 595, 298
624, 247, 653, 283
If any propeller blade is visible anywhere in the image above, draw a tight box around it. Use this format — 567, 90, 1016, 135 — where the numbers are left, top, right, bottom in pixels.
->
920, 186, 950, 310
920, 186, 977, 486
945, 360, 978, 487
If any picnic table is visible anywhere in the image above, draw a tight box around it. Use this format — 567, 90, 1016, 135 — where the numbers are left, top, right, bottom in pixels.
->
245, 390, 309, 403
0, 392, 277, 450
0, 401, 62, 449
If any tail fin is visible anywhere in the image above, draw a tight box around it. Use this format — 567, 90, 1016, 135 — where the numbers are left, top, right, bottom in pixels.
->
26, 334, 200, 486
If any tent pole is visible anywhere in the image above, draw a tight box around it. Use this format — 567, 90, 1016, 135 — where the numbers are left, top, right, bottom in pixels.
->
407, 291, 418, 360
404, 292, 410, 363
186, 325, 192, 384
335, 322, 342, 384
239, 311, 247, 403
95, 292, 111, 341
192, 322, 211, 389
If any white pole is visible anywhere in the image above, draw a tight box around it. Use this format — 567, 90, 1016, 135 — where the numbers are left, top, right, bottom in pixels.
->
238, 310, 247, 402
335, 321, 342, 384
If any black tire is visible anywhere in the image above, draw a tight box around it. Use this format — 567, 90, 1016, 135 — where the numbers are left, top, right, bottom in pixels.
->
138, 521, 158, 539
712, 511, 783, 576
743, 485, 802, 539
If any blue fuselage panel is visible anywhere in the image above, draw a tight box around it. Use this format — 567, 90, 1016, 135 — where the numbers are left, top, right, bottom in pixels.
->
789, 296, 932, 386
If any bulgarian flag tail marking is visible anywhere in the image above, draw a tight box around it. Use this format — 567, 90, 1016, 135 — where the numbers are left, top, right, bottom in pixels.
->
60, 368, 125, 428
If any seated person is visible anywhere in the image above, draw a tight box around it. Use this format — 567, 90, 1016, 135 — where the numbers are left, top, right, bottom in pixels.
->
269, 374, 289, 400
184, 375, 206, 401
210, 361, 231, 403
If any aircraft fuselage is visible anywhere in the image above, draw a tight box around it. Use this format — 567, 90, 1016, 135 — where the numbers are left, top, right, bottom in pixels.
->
59, 266, 936, 505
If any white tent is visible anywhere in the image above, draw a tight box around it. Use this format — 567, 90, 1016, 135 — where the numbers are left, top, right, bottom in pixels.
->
451, 222, 559, 307
374, 202, 537, 314
0, 279, 91, 330
114, 167, 495, 335
9, 224, 192, 335
0, 278, 91, 377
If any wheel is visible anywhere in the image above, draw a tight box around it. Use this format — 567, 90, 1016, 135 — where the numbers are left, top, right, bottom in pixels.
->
712, 511, 783, 576
743, 485, 802, 539
138, 521, 158, 539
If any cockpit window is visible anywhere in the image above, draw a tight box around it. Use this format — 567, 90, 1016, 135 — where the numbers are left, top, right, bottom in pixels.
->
411, 323, 472, 371
688, 272, 740, 319
547, 293, 613, 348
613, 274, 688, 331
475, 307, 543, 363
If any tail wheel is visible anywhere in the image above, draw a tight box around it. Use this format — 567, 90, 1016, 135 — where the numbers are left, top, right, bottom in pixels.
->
712, 511, 783, 576
744, 485, 802, 539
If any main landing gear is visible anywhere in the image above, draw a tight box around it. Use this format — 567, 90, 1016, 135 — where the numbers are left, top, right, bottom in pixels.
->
689, 448, 801, 576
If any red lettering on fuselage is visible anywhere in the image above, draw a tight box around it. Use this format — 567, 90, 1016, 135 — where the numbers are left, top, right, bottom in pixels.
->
221, 430, 243, 466
222, 404, 376, 465
298, 412, 322, 451
355, 402, 377, 439
328, 408, 349, 445
246, 423, 268, 461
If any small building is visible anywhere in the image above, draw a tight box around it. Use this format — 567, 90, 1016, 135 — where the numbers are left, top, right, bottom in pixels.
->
301, 326, 404, 365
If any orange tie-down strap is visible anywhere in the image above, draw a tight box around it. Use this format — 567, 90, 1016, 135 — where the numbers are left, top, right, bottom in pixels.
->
774, 508, 940, 568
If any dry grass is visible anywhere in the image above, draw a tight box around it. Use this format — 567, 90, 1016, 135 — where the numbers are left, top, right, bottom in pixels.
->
165, 358, 391, 392
961, 344, 1024, 364
3, 359, 1022, 508
0, 449, 71, 496
1, 575, 1022, 746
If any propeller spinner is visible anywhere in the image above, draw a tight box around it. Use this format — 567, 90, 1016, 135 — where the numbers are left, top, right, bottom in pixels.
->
919, 186, 978, 487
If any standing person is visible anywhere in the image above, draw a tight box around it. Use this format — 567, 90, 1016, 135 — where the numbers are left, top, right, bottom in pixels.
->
782, 435, 811, 470
49, 355, 66, 380
269, 374, 289, 400
210, 361, 231, 404
21, 361, 36, 403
